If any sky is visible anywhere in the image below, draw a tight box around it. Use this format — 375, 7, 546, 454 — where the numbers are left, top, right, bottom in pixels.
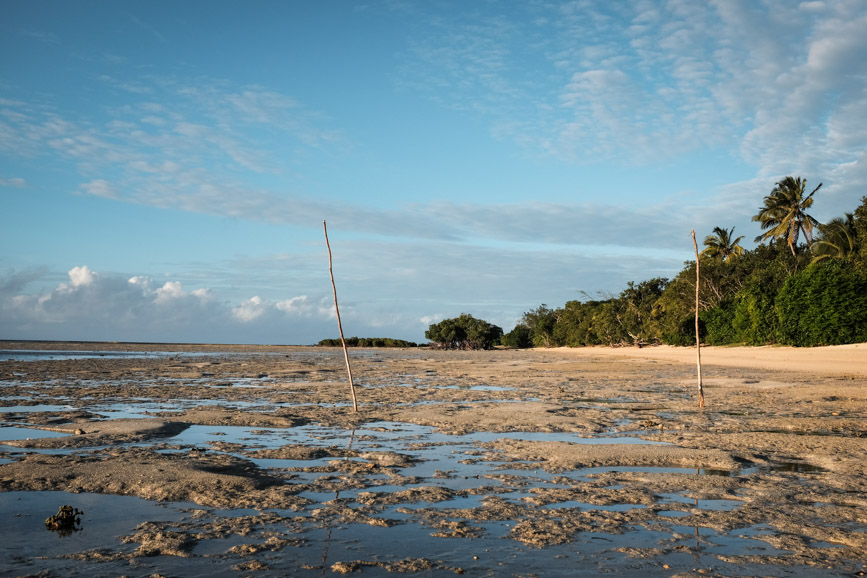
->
2, 0, 866, 345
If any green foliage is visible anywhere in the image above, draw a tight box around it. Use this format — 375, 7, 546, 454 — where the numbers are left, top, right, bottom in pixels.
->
851, 196, 867, 274
728, 245, 793, 345
618, 278, 668, 345
502, 324, 533, 348
443, 187, 867, 350
425, 313, 503, 350
702, 301, 737, 345
731, 283, 778, 345
552, 299, 605, 347
317, 337, 418, 348
520, 305, 559, 347
811, 213, 856, 263
775, 260, 867, 346
701, 226, 745, 262
540, 280, 668, 348
753, 176, 821, 256
655, 270, 696, 346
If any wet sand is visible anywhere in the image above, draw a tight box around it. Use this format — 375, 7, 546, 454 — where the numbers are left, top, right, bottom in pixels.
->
1, 341, 865, 576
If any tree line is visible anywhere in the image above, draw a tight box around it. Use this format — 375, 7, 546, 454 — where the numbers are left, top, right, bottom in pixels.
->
317, 337, 418, 348
499, 178, 867, 349
423, 178, 866, 350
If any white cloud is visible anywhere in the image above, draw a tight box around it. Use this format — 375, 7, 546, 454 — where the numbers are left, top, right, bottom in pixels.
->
192, 287, 214, 300
155, 281, 185, 303
392, 1, 867, 196
0, 78, 345, 213
3, 7, 863, 245
317, 296, 339, 321
67, 265, 96, 288
232, 296, 267, 323
276, 295, 310, 314
0, 267, 349, 344
78, 179, 120, 199
419, 314, 443, 326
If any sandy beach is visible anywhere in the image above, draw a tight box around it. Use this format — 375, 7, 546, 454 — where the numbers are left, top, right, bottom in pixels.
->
1, 341, 865, 576
557, 343, 867, 377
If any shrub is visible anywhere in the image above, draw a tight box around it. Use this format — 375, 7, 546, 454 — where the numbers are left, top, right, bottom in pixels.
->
502, 324, 533, 348
775, 260, 867, 346
425, 314, 503, 350
317, 337, 417, 348
702, 302, 737, 345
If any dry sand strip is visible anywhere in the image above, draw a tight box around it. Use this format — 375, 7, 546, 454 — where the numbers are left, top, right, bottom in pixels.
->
549, 343, 867, 377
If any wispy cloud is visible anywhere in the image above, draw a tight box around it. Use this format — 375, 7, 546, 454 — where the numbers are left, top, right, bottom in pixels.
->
395, 0, 867, 194
3, 75, 732, 249
20, 29, 60, 45
0, 176, 25, 187
130, 15, 168, 45
0, 69, 812, 254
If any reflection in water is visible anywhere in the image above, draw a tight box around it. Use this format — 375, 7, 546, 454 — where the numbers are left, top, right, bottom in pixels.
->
321, 428, 356, 574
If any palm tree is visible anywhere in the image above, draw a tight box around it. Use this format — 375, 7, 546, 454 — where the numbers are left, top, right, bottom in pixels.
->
752, 176, 822, 256
811, 213, 856, 263
701, 226, 745, 262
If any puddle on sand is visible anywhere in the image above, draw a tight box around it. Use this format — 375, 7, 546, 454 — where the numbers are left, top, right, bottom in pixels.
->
0, 349, 213, 362
0, 491, 194, 575
90, 399, 265, 419
0, 420, 861, 576
0, 426, 70, 441
659, 510, 691, 518
0, 404, 75, 413
740, 460, 829, 475
658, 492, 744, 511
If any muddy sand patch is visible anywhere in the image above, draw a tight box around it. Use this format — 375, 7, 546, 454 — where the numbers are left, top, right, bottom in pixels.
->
1, 342, 865, 576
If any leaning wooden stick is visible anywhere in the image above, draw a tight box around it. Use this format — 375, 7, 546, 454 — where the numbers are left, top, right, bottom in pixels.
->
324, 220, 359, 412
691, 229, 705, 408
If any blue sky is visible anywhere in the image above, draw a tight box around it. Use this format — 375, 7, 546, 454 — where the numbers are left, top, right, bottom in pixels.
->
2, 0, 866, 344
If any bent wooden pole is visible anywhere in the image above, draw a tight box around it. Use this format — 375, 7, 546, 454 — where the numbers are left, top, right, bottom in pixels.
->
692, 229, 705, 409
324, 220, 359, 412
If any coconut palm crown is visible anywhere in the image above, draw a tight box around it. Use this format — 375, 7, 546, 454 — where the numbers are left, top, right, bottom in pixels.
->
701, 226, 745, 262
752, 176, 822, 256
811, 213, 856, 263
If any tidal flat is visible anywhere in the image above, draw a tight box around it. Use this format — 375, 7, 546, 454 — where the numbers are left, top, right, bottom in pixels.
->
1, 342, 865, 576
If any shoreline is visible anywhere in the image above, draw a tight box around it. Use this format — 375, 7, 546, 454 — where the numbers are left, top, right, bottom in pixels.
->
3, 339, 865, 377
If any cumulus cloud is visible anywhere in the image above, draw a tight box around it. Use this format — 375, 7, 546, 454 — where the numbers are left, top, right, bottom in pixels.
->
232, 296, 267, 323
66, 265, 96, 288
155, 281, 185, 303
0, 211, 694, 344
0, 267, 343, 344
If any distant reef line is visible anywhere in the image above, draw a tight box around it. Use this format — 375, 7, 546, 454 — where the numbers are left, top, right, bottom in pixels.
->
0, 340, 316, 352
1, 338, 424, 351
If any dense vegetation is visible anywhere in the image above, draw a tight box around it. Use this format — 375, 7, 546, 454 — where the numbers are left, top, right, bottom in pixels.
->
425, 313, 503, 350
317, 337, 418, 348
503, 183, 867, 349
